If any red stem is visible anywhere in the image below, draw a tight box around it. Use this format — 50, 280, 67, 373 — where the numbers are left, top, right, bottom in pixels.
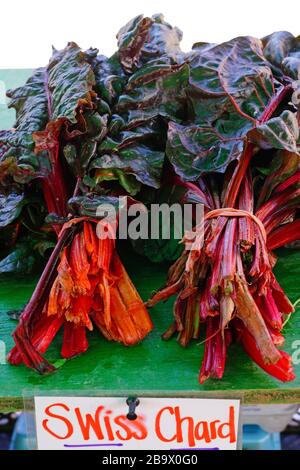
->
267, 219, 300, 250
224, 84, 293, 208
224, 142, 254, 208
259, 84, 293, 123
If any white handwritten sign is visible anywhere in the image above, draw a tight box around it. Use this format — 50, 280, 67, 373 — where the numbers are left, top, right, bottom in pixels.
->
34, 396, 240, 450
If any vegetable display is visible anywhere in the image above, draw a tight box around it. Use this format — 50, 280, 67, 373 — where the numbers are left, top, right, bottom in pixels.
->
0, 14, 299, 382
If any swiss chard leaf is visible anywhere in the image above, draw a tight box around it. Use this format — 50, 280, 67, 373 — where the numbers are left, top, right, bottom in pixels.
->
117, 15, 154, 73
90, 144, 165, 195
67, 194, 122, 218
41, 42, 96, 123
262, 31, 295, 68
0, 68, 48, 182
139, 13, 183, 65
262, 32, 300, 90
82, 16, 187, 194
166, 36, 296, 179
0, 43, 97, 183
0, 239, 43, 275
188, 36, 274, 123
166, 121, 245, 180
116, 14, 183, 73
116, 62, 189, 125
0, 192, 25, 227
250, 110, 299, 153
89, 52, 126, 106
32, 42, 97, 153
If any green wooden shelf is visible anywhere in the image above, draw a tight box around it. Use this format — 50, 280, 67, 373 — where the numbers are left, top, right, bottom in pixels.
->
0, 248, 300, 411
0, 70, 300, 411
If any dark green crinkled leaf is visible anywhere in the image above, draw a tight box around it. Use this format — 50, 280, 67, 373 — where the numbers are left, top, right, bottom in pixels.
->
167, 109, 299, 180
63, 140, 98, 177
42, 42, 96, 123
0, 43, 97, 182
83, 16, 187, 192
98, 124, 160, 153
117, 15, 154, 73
262, 31, 295, 68
91, 53, 126, 105
139, 13, 183, 64
6, 68, 48, 138
0, 240, 42, 275
262, 32, 300, 85
188, 36, 274, 124
116, 62, 189, 125
0, 193, 25, 227
62, 108, 108, 178
166, 121, 245, 180
166, 36, 296, 179
116, 13, 183, 73
250, 110, 299, 153
282, 55, 300, 80
91, 145, 164, 194
0, 68, 48, 181
67, 194, 122, 218
93, 169, 142, 196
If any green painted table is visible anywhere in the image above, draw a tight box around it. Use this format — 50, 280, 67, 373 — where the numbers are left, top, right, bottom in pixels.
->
0, 70, 300, 412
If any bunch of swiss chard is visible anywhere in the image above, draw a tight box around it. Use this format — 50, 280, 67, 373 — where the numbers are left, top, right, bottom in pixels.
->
149, 31, 300, 382
0, 16, 299, 382
0, 14, 187, 373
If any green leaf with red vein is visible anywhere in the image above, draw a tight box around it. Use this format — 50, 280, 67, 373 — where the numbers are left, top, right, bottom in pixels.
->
0, 193, 25, 227
0, 43, 96, 173
90, 144, 164, 195
167, 121, 245, 180
116, 62, 189, 125
250, 110, 299, 153
117, 13, 183, 73
167, 36, 297, 178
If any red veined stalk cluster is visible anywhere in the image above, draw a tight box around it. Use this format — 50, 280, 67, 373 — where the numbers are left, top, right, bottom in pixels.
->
148, 149, 300, 383
8, 218, 153, 373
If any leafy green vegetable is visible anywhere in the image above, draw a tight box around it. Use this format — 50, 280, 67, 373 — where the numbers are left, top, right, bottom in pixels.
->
0, 193, 25, 227
91, 145, 164, 194
67, 194, 122, 218
166, 36, 294, 179
166, 121, 245, 180
0, 239, 43, 274
1, 15, 300, 383
251, 110, 299, 153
